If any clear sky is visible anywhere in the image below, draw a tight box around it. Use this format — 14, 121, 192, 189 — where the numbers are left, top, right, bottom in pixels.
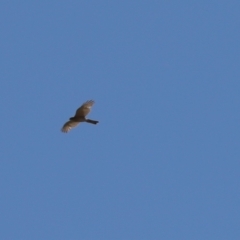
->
1, 1, 240, 239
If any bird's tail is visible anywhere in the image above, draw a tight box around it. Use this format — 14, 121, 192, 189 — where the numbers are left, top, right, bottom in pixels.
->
86, 119, 99, 124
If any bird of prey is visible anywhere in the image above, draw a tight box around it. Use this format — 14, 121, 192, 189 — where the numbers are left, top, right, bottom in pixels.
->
61, 100, 99, 133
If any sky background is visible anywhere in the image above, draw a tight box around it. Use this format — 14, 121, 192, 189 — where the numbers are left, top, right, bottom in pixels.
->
1, 1, 240, 239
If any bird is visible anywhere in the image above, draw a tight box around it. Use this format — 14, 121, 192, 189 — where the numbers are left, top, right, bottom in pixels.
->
61, 100, 99, 133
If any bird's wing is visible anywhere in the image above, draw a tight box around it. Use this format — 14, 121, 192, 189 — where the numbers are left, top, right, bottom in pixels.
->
61, 121, 80, 133
75, 100, 95, 117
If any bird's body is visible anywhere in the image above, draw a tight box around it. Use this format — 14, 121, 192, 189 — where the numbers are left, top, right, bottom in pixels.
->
69, 116, 86, 122
61, 100, 99, 133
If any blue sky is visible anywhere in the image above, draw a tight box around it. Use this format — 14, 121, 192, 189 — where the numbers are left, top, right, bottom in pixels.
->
1, 1, 240, 239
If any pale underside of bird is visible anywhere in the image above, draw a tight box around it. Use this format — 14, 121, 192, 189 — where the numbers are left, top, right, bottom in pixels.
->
61, 100, 99, 133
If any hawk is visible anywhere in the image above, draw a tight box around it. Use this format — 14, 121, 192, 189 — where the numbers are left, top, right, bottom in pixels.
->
61, 100, 99, 133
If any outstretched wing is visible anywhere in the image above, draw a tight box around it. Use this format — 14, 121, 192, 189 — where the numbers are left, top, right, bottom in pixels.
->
75, 100, 95, 117
61, 121, 80, 133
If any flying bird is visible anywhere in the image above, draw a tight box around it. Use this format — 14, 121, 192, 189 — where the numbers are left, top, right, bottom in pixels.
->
61, 100, 99, 133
